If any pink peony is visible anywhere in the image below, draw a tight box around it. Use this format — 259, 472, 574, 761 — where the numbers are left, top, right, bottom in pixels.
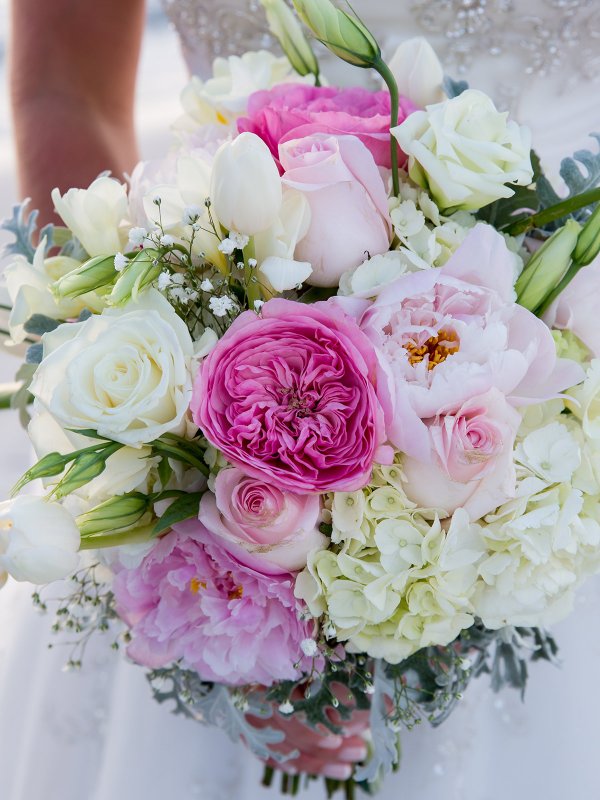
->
280, 134, 392, 287
113, 519, 316, 686
237, 83, 416, 170
544, 258, 600, 358
360, 224, 584, 462
192, 298, 389, 494
401, 389, 522, 519
199, 467, 326, 574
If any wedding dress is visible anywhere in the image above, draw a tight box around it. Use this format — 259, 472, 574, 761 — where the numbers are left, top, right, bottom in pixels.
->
1, 2, 600, 798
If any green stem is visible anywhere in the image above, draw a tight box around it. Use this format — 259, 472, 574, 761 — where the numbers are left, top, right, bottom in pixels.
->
503, 187, 600, 236
344, 778, 356, 800
0, 385, 17, 410
374, 58, 400, 197
79, 522, 156, 551
261, 765, 275, 788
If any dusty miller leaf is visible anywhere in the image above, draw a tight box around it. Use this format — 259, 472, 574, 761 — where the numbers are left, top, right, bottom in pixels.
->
147, 668, 288, 763
23, 314, 60, 336
354, 665, 400, 785
1, 200, 54, 260
442, 75, 469, 98
537, 133, 600, 224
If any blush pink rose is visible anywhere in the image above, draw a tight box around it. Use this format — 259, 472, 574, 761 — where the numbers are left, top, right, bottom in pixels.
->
280, 134, 392, 287
401, 389, 521, 519
544, 259, 600, 358
237, 83, 416, 170
199, 467, 326, 574
360, 223, 584, 461
113, 519, 317, 687
192, 297, 389, 494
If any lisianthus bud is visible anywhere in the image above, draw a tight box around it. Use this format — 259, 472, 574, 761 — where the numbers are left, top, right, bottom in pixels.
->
53, 254, 116, 299
0, 496, 80, 584
210, 133, 283, 235
77, 492, 151, 536
293, 0, 380, 68
516, 219, 581, 311
574, 203, 600, 266
109, 248, 162, 305
261, 0, 319, 78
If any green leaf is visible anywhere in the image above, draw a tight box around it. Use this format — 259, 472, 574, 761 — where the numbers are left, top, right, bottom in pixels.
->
157, 456, 174, 489
478, 150, 541, 230
153, 492, 203, 536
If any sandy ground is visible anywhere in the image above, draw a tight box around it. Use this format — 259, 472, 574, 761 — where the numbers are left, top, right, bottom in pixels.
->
0, 3, 187, 496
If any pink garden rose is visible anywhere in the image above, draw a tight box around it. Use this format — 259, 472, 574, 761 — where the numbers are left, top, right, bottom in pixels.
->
113, 520, 316, 686
360, 224, 584, 463
401, 389, 521, 519
237, 83, 415, 170
192, 298, 389, 494
199, 467, 326, 573
544, 259, 600, 358
280, 134, 392, 287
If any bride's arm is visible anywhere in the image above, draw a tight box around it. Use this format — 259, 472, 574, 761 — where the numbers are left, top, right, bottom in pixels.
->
10, 0, 146, 224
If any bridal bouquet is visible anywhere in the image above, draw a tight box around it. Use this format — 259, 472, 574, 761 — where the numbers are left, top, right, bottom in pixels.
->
2, 0, 600, 796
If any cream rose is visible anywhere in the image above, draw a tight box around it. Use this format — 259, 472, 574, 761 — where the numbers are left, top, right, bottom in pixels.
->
30, 290, 194, 447
392, 89, 533, 212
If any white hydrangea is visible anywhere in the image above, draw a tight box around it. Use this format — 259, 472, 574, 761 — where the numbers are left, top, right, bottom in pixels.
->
473, 402, 600, 629
295, 467, 486, 663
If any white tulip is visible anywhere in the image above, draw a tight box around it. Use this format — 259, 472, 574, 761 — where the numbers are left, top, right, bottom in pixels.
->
210, 133, 283, 235
392, 89, 533, 212
388, 37, 445, 108
52, 176, 129, 257
30, 290, 194, 447
259, 256, 312, 292
0, 497, 80, 585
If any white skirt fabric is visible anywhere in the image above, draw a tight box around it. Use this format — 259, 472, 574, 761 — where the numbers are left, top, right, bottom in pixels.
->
1, 2, 600, 797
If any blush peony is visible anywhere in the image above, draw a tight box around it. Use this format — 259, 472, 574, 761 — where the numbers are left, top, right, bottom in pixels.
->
192, 298, 388, 494
113, 520, 316, 686
360, 224, 584, 463
237, 83, 415, 170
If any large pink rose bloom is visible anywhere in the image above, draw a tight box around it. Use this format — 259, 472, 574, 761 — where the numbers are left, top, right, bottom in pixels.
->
544, 259, 600, 358
192, 298, 389, 494
199, 467, 326, 574
360, 224, 584, 462
237, 83, 415, 170
281, 134, 392, 287
113, 520, 315, 686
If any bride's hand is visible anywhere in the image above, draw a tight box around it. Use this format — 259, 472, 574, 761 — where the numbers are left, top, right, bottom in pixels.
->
247, 690, 370, 781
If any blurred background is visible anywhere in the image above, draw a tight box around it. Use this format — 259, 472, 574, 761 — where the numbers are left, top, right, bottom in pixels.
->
0, 0, 187, 496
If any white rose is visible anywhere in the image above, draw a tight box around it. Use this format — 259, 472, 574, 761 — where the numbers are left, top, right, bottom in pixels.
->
388, 37, 445, 108
392, 89, 533, 211
3, 240, 104, 344
0, 497, 80, 584
30, 290, 193, 447
177, 50, 311, 129
52, 176, 129, 257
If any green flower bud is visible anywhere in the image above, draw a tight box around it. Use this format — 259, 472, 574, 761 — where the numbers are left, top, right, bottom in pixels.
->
573, 203, 600, 267
77, 492, 151, 536
51, 443, 122, 500
516, 218, 581, 312
293, 0, 380, 68
53, 255, 116, 300
261, 0, 319, 77
109, 249, 162, 306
